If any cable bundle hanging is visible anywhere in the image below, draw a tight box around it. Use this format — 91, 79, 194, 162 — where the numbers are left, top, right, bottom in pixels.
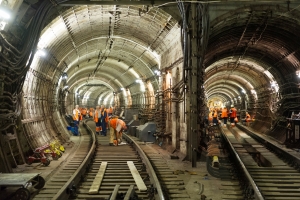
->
0, 1, 54, 132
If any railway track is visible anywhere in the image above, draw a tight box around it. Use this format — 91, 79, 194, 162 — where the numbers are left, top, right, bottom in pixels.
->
30, 120, 164, 200
219, 124, 300, 200
73, 134, 152, 199
32, 122, 93, 200
127, 136, 191, 199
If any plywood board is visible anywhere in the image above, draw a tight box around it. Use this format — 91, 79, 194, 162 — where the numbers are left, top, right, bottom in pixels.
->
89, 162, 107, 194
127, 161, 147, 191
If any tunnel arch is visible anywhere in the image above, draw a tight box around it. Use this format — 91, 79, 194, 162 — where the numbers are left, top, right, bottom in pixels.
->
19, 4, 180, 148
204, 4, 300, 136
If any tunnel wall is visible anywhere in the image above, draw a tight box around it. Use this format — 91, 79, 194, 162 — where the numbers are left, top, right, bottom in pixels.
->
160, 27, 187, 154
20, 69, 71, 154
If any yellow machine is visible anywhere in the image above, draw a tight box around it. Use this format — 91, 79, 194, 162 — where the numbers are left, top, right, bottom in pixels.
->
44, 140, 65, 160
51, 140, 65, 152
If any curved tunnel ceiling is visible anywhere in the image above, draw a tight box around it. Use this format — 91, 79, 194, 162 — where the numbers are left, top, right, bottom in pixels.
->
30, 5, 178, 105
204, 4, 300, 109
24, 2, 300, 111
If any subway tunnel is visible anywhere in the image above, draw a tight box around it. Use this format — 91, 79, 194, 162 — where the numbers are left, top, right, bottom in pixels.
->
1, 0, 300, 175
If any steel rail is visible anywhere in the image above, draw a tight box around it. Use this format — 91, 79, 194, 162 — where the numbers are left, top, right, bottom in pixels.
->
219, 126, 264, 200
237, 123, 300, 166
123, 133, 165, 200
52, 120, 96, 200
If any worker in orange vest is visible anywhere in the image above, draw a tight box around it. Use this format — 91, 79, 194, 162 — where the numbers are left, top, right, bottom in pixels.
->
245, 112, 251, 122
229, 105, 237, 126
100, 105, 108, 136
221, 107, 228, 127
108, 116, 127, 146
212, 108, 218, 125
94, 106, 102, 135
107, 106, 113, 117
208, 109, 213, 126
72, 105, 81, 136
81, 107, 87, 119
243, 112, 251, 126
89, 108, 94, 118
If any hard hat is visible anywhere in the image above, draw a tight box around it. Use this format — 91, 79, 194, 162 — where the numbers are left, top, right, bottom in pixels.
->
231, 105, 234, 108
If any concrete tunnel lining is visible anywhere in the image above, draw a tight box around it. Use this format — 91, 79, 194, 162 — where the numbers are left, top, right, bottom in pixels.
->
2, 1, 300, 175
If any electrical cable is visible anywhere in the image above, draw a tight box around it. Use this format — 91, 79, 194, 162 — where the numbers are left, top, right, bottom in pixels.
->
0, 1, 55, 132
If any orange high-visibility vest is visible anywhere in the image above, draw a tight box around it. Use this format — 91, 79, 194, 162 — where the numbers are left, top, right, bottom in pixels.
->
246, 113, 251, 122
81, 108, 87, 115
221, 108, 228, 118
109, 118, 125, 129
109, 118, 118, 129
101, 108, 109, 123
73, 109, 80, 121
94, 110, 100, 122
89, 108, 94, 117
230, 108, 237, 118
208, 112, 213, 121
213, 111, 218, 118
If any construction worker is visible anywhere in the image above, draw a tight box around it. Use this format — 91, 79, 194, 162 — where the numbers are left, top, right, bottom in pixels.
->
208, 109, 213, 126
229, 105, 237, 126
108, 116, 127, 146
89, 107, 94, 118
244, 112, 251, 126
100, 105, 108, 136
81, 107, 87, 119
107, 106, 113, 117
94, 106, 102, 135
221, 107, 228, 127
212, 108, 218, 125
72, 105, 81, 136
245, 112, 251, 122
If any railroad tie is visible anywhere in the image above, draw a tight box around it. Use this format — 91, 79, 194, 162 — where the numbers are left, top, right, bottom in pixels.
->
88, 161, 108, 194
127, 161, 147, 191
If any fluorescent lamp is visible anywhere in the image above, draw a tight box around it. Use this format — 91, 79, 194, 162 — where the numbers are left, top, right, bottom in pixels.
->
0, 8, 10, 20
36, 49, 46, 57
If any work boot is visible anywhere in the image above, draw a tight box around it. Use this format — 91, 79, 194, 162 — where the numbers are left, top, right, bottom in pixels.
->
109, 143, 114, 146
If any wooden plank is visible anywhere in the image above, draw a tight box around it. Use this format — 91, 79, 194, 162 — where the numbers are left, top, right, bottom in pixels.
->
254, 179, 300, 183
263, 191, 300, 196
110, 185, 120, 200
256, 182, 300, 187
88, 162, 107, 194
124, 185, 135, 200
127, 161, 147, 191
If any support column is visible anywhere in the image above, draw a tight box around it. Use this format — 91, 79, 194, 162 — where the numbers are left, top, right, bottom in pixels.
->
180, 1, 209, 167
189, 3, 198, 167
